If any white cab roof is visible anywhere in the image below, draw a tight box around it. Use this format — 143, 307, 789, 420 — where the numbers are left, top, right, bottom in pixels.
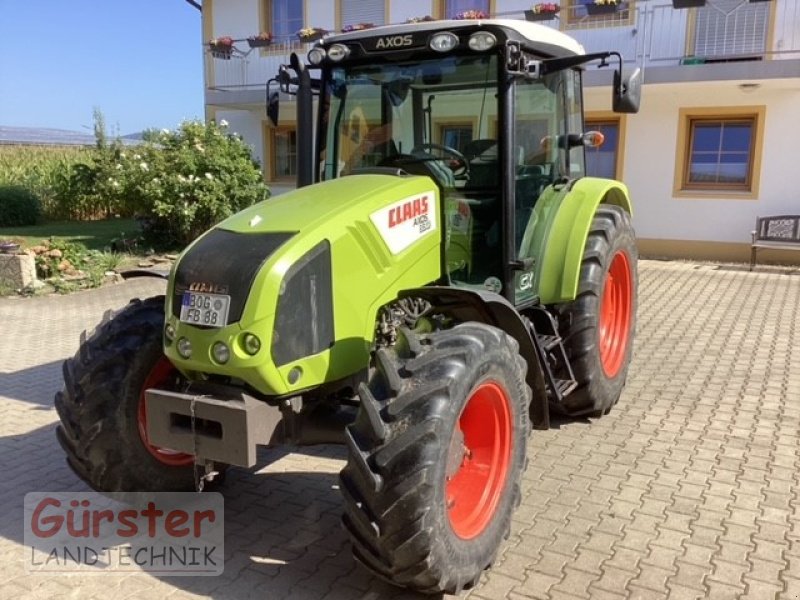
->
326, 18, 585, 57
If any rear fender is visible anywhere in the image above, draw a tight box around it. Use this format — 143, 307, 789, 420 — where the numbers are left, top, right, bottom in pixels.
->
536, 178, 632, 304
398, 287, 549, 430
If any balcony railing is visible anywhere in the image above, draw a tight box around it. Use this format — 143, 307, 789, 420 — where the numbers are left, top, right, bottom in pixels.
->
205, 1, 800, 90
205, 38, 317, 90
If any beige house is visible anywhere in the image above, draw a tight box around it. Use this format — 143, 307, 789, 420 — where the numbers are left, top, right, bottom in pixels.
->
202, 0, 800, 262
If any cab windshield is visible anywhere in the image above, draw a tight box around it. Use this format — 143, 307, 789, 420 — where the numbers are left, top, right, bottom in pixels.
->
321, 53, 566, 290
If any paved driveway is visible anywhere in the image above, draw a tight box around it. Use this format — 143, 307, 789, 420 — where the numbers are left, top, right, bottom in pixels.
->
1, 260, 799, 599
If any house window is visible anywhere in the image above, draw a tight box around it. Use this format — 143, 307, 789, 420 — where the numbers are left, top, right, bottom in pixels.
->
265, 0, 304, 43
565, 0, 634, 27
339, 0, 386, 29
438, 123, 474, 154
674, 107, 765, 197
439, 0, 491, 19
272, 128, 297, 180
585, 118, 621, 179
685, 118, 755, 189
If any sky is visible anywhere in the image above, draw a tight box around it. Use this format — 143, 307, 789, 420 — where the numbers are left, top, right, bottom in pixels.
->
0, 0, 204, 135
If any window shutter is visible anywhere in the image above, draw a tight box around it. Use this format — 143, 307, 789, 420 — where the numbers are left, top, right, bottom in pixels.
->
341, 0, 385, 27
694, 0, 769, 58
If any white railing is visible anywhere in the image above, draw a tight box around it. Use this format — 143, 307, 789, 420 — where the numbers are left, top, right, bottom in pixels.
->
206, 39, 315, 90
206, 1, 800, 89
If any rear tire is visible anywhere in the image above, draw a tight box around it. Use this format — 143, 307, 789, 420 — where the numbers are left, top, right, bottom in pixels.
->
55, 296, 205, 491
558, 205, 637, 416
340, 323, 530, 594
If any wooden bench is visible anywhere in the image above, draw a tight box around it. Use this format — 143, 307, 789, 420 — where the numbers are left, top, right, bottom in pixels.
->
751, 215, 800, 270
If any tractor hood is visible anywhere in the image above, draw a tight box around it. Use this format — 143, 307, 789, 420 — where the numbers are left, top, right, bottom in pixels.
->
164, 174, 442, 396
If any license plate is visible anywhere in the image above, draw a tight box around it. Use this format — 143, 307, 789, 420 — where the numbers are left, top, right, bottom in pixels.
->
180, 291, 230, 328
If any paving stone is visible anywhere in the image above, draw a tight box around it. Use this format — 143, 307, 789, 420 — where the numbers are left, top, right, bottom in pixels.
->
2, 261, 800, 598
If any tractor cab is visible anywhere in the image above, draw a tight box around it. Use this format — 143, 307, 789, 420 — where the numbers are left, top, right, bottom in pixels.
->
273, 19, 640, 304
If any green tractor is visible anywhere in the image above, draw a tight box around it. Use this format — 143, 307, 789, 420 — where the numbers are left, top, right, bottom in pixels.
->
55, 18, 640, 594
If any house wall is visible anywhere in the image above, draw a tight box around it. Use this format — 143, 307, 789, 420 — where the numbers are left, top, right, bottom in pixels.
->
585, 78, 800, 253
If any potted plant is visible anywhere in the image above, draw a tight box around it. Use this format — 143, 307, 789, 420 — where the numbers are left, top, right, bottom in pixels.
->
406, 15, 435, 23
672, 0, 705, 8
341, 23, 375, 33
525, 3, 560, 21
208, 36, 234, 59
586, 0, 620, 16
297, 27, 327, 43
247, 32, 273, 48
454, 9, 487, 19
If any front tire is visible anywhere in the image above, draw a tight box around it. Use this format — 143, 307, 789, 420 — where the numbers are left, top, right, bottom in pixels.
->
55, 296, 201, 491
558, 205, 637, 416
340, 323, 530, 594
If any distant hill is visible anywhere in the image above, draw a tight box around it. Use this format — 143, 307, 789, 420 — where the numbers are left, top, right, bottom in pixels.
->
0, 125, 140, 147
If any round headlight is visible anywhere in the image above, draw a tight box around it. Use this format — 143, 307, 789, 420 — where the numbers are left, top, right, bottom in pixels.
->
468, 31, 496, 52
243, 333, 261, 356
164, 324, 176, 343
328, 43, 349, 62
307, 47, 326, 65
177, 337, 192, 359
430, 32, 459, 53
212, 342, 230, 364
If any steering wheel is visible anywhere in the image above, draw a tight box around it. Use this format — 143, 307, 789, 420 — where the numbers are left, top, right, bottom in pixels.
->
411, 143, 470, 180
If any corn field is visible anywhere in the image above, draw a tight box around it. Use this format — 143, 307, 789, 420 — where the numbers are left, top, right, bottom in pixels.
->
0, 145, 93, 219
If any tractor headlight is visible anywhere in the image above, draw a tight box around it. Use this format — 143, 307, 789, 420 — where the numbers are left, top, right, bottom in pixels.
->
242, 333, 261, 356
469, 32, 496, 52
177, 337, 192, 359
308, 47, 326, 65
212, 342, 230, 364
272, 241, 334, 366
164, 324, 176, 344
327, 43, 349, 62
430, 32, 458, 53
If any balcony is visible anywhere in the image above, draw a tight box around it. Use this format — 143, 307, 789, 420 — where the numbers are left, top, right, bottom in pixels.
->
204, 1, 800, 98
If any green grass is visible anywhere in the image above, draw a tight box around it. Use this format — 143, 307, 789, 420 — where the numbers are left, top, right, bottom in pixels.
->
0, 219, 138, 251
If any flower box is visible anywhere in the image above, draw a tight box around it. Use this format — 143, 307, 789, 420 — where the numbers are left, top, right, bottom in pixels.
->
672, 0, 705, 8
297, 28, 326, 43
247, 37, 272, 48
525, 9, 557, 21
208, 37, 234, 59
342, 23, 375, 33
586, 3, 619, 15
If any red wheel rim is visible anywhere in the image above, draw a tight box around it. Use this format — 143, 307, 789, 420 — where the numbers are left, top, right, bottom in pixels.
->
445, 381, 512, 540
137, 357, 194, 467
598, 250, 632, 378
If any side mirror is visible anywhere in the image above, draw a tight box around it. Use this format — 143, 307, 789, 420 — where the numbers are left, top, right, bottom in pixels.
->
266, 79, 279, 127
613, 67, 641, 114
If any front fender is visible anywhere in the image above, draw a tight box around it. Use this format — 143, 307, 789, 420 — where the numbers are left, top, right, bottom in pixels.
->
536, 178, 632, 304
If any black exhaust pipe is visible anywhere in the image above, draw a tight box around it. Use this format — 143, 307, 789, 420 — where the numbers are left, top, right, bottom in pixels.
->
290, 53, 314, 188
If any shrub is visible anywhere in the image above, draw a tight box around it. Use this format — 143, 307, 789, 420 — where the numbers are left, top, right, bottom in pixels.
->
88, 120, 270, 246
0, 185, 42, 226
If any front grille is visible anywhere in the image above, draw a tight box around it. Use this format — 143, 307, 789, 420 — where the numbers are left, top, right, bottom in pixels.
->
172, 229, 295, 324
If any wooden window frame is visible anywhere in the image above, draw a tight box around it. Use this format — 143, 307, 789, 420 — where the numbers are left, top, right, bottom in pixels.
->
264, 124, 298, 182
335, 0, 389, 31
435, 119, 477, 150
260, 0, 305, 49
673, 106, 765, 199
434, 0, 495, 20
562, 0, 637, 30
585, 112, 626, 181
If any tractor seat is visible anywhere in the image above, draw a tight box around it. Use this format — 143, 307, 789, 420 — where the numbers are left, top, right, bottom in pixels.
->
463, 139, 499, 190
